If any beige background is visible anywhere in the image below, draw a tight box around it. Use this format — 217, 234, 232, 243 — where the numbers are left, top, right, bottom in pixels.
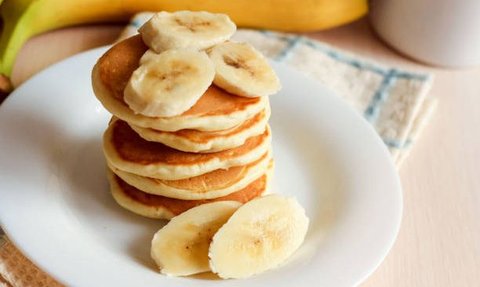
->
9, 18, 480, 286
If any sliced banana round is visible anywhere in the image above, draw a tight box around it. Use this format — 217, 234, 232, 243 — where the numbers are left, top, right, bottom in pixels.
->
208, 41, 281, 98
208, 194, 309, 279
138, 49, 158, 65
139, 11, 236, 53
151, 201, 241, 276
124, 49, 214, 117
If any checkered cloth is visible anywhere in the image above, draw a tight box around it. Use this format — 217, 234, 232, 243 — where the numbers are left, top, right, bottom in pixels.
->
0, 13, 436, 286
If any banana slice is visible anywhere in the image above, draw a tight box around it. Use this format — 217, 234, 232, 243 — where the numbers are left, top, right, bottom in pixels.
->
124, 49, 214, 117
208, 41, 281, 98
208, 194, 309, 279
139, 11, 236, 52
139, 49, 158, 65
151, 201, 241, 276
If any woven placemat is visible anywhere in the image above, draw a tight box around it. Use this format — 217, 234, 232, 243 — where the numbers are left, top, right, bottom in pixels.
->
0, 13, 436, 286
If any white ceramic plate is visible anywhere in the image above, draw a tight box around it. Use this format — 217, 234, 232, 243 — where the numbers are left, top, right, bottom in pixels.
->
0, 48, 402, 287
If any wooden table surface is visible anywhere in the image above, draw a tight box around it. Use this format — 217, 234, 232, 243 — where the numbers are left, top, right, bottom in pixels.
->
9, 18, 480, 286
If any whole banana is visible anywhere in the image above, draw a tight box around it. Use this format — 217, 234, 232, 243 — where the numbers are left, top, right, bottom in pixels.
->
0, 0, 367, 82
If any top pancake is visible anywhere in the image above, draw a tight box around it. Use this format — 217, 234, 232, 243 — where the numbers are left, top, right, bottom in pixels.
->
92, 35, 268, 132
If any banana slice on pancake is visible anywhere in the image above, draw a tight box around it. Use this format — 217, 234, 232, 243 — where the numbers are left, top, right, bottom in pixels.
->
151, 201, 241, 276
138, 49, 159, 65
139, 11, 236, 52
124, 49, 214, 117
92, 36, 269, 132
209, 194, 309, 279
208, 41, 281, 98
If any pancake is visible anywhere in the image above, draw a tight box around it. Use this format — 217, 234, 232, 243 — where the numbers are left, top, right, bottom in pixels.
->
92, 35, 268, 132
108, 163, 273, 219
129, 105, 270, 153
103, 118, 271, 180
108, 149, 271, 200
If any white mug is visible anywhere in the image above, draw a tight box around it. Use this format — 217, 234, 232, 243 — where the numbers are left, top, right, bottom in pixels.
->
369, 0, 480, 67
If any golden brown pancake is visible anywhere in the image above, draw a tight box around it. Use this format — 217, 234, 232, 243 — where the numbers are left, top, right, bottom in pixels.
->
92, 35, 268, 132
103, 118, 271, 180
108, 169, 269, 220
129, 105, 270, 153
108, 151, 271, 200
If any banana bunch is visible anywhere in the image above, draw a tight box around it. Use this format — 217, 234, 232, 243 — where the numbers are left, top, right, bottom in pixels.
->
0, 0, 367, 87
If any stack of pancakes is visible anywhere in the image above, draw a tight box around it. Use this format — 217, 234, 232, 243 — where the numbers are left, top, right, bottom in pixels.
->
92, 35, 273, 219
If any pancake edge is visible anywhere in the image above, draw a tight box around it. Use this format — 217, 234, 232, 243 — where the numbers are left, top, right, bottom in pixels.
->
108, 149, 272, 200
108, 163, 273, 220
103, 120, 272, 180
129, 105, 270, 153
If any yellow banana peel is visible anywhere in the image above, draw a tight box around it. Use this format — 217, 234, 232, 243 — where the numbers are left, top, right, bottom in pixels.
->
0, 0, 367, 79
